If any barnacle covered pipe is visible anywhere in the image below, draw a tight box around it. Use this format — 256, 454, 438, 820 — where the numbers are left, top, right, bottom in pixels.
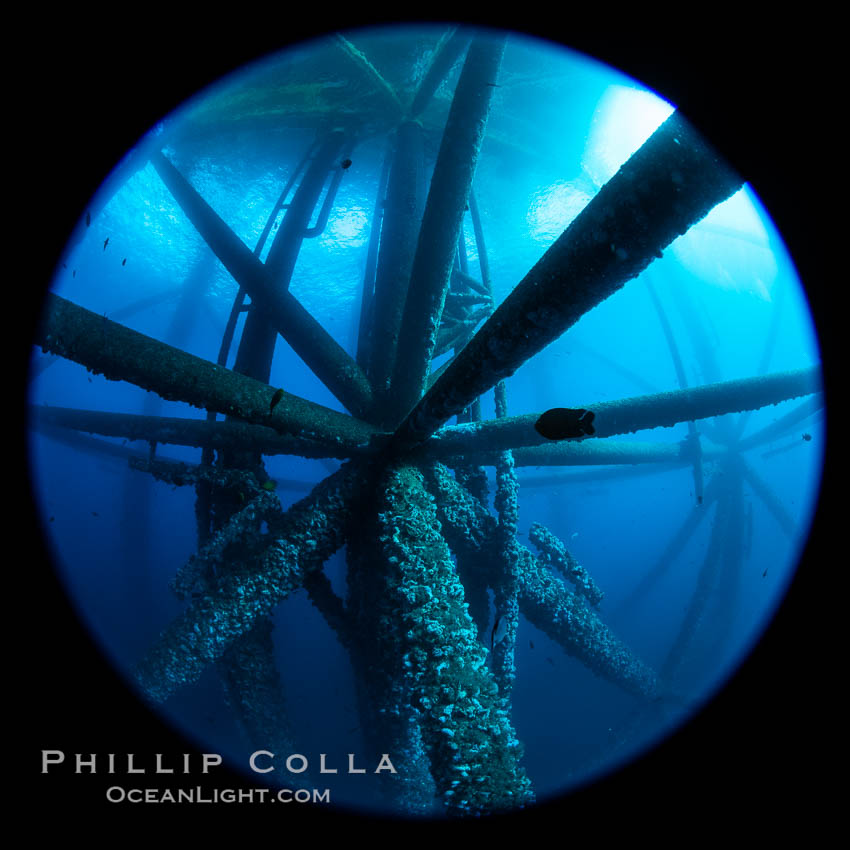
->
33, 405, 376, 461
489, 381, 521, 700
375, 464, 533, 814
517, 550, 657, 699
35, 294, 378, 449
216, 618, 313, 791
425, 463, 658, 699
390, 110, 745, 452
345, 528, 439, 815
135, 463, 362, 702
170, 489, 279, 600
528, 522, 603, 608
127, 456, 263, 493
421, 365, 821, 458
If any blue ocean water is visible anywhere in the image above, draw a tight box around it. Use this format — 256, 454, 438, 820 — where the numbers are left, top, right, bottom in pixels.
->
27, 27, 824, 817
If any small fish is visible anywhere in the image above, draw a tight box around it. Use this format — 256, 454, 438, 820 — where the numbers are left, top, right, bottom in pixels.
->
762, 569, 768, 578
122, 258, 127, 266
570, 531, 579, 540
62, 262, 67, 269
545, 656, 555, 667
802, 432, 812, 441
534, 408, 595, 440
529, 640, 534, 650
72, 269, 76, 277
261, 479, 277, 491
91, 511, 99, 517
103, 237, 109, 251
485, 82, 501, 87
85, 211, 91, 227
49, 516, 55, 523
269, 387, 284, 412
490, 614, 509, 651
340, 158, 352, 170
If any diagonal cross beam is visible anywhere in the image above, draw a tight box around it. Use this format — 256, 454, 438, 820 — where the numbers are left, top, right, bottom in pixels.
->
388, 110, 744, 454
152, 151, 374, 419
136, 462, 363, 703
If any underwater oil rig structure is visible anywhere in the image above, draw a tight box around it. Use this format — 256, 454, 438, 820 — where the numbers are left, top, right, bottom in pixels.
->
32, 30, 822, 815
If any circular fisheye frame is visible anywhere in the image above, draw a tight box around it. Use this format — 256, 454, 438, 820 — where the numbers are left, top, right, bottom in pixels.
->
29, 25, 823, 818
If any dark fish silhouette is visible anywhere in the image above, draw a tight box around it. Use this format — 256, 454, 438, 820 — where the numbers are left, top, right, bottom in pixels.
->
534, 408, 595, 440
529, 640, 534, 650
85, 211, 91, 227
269, 387, 284, 412
802, 432, 812, 441
103, 237, 109, 251
340, 158, 352, 170
122, 258, 127, 266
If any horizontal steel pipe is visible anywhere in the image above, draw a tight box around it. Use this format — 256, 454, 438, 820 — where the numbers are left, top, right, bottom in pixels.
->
419, 366, 820, 459
32, 405, 372, 460
35, 294, 378, 449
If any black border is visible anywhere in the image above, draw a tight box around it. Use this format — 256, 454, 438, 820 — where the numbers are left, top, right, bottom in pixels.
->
19, 14, 835, 837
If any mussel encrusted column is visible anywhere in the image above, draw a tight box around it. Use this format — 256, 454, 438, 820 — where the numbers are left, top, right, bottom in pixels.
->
374, 464, 533, 814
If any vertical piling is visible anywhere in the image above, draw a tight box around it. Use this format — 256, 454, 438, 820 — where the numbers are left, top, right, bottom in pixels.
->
368, 121, 426, 422
387, 34, 506, 426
